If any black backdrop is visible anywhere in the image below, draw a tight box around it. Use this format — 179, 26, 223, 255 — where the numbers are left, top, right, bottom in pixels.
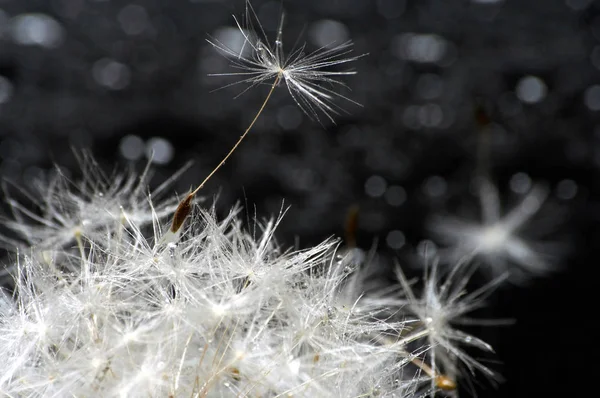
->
0, 0, 598, 396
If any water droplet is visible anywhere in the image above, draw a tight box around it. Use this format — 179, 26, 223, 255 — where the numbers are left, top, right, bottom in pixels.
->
516, 75, 547, 104
327, 306, 336, 318
168, 242, 177, 258
145, 137, 174, 165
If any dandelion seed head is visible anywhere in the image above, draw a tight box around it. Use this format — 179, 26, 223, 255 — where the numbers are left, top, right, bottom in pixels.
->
1, 150, 185, 253
0, 105, 505, 398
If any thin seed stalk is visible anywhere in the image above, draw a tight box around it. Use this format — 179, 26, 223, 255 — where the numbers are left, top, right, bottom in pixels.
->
170, 73, 282, 233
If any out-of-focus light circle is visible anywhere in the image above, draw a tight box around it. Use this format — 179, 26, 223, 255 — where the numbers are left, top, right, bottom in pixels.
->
290, 167, 318, 192
118, 5, 150, 36
365, 175, 387, 198
119, 135, 144, 161
385, 185, 407, 207
92, 58, 131, 90
146, 137, 174, 165
416, 239, 438, 259
402, 105, 420, 129
584, 85, 600, 111
210, 26, 250, 58
418, 103, 444, 127
516, 76, 547, 104
309, 19, 350, 49
393, 33, 448, 64
509, 172, 532, 194
11, 13, 64, 48
386, 230, 406, 249
0, 76, 14, 104
423, 175, 447, 197
556, 179, 578, 200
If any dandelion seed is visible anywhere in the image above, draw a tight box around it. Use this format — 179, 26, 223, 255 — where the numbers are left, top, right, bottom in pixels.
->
207, 0, 365, 123
409, 356, 457, 392
393, 257, 507, 394
428, 178, 560, 282
169, 1, 365, 236
170, 193, 194, 233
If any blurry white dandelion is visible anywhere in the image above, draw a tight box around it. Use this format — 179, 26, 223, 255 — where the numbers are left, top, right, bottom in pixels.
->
428, 178, 560, 282
0, 151, 188, 252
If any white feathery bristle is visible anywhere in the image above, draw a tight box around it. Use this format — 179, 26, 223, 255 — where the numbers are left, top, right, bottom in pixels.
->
0, 163, 501, 398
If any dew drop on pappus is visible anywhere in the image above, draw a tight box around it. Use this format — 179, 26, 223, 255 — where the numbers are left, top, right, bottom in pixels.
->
167, 242, 177, 258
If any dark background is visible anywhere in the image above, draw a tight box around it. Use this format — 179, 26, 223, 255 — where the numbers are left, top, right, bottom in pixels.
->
0, 0, 598, 396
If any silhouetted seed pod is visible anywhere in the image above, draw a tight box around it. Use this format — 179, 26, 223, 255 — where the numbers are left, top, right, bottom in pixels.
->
344, 205, 360, 249
171, 193, 194, 233
229, 367, 241, 381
